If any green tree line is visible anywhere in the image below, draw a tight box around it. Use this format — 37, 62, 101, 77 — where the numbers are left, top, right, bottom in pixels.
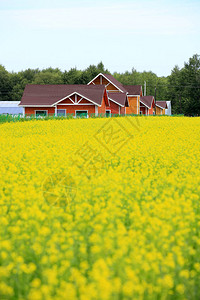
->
0, 55, 199, 115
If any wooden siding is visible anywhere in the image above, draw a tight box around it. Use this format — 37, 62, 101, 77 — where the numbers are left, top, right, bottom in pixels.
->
25, 107, 55, 116
59, 105, 95, 116
98, 95, 106, 115
140, 106, 147, 115
156, 106, 163, 115
120, 106, 126, 115
126, 96, 138, 114
58, 94, 97, 116
106, 101, 120, 115
148, 105, 154, 115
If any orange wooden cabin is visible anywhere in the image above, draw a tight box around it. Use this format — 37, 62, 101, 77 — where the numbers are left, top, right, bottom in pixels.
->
155, 101, 168, 115
124, 85, 143, 115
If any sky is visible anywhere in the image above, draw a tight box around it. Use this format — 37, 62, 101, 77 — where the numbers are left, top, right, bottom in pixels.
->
0, 0, 200, 77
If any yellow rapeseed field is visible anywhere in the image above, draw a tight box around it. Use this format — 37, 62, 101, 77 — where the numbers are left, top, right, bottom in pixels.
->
0, 116, 200, 300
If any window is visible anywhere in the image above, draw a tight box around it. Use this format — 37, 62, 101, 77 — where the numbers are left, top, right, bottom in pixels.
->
57, 109, 66, 116
106, 110, 111, 117
35, 110, 48, 117
75, 111, 88, 118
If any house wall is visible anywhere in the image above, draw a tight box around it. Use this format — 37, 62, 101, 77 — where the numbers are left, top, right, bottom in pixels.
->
140, 106, 147, 115
148, 105, 154, 115
57, 104, 95, 116
25, 107, 55, 116
165, 101, 171, 115
126, 96, 138, 114
156, 106, 163, 115
120, 106, 126, 115
98, 96, 106, 115
106, 101, 120, 115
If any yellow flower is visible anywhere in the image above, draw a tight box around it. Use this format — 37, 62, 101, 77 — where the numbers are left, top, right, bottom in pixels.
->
31, 278, 41, 288
176, 284, 185, 294
0, 116, 200, 299
179, 270, 190, 279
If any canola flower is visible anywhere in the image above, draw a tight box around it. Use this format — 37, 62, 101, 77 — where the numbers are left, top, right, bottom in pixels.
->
0, 116, 200, 300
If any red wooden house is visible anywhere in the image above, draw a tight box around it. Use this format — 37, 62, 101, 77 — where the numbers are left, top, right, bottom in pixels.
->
140, 96, 155, 115
88, 73, 128, 115
19, 72, 164, 118
19, 84, 109, 118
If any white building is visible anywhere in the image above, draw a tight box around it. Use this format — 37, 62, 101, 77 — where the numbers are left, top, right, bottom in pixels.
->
0, 101, 23, 115
165, 101, 172, 115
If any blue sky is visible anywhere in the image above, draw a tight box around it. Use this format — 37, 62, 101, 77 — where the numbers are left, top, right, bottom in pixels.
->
0, 0, 200, 76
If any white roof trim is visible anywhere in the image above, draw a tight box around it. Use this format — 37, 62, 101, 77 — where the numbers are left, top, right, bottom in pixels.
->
87, 73, 125, 93
140, 97, 154, 109
52, 91, 101, 107
156, 104, 165, 109
18, 105, 53, 107
140, 99, 150, 109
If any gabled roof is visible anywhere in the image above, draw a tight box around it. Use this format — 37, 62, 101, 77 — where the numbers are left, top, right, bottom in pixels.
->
140, 96, 155, 109
19, 85, 106, 107
156, 101, 168, 109
88, 73, 127, 93
107, 92, 128, 107
123, 85, 142, 96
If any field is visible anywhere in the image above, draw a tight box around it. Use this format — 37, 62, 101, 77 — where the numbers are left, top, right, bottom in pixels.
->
0, 116, 200, 300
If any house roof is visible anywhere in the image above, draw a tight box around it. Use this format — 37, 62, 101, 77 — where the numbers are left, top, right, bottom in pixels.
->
102, 74, 127, 93
123, 85, 142, 95
156, 101, 168, 109
107, 92, 128, 107
88, 73, 127, 93
19, 84, 106, 107
140, 96, 155, 109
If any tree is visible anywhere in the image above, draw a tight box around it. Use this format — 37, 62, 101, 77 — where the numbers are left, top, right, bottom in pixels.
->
33, 72, 63, 84
62, 68, 83, 84
182, 54, 200, 115
167, 54, 200, 115
0, 65, 12, 101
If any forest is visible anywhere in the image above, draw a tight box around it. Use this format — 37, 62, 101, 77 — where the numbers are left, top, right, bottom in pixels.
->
0, 54, 199, 115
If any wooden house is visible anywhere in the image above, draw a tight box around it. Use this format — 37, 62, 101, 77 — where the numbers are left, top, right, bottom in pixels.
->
88, 73, 128, 115
19, 72, 169, 118
19, 85, 109, 118
140, 96, 155, 115
155, 101, 168, 115
123, 85, 143, 115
